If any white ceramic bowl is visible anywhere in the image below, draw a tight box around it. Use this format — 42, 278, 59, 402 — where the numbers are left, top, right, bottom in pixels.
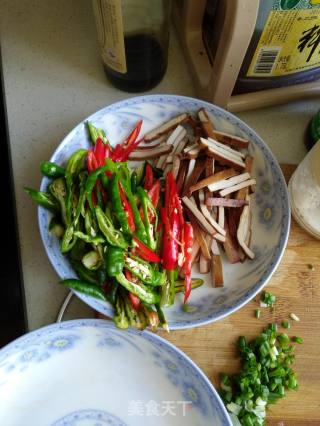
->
0, 319, 231, 425
39, 95, 290, 329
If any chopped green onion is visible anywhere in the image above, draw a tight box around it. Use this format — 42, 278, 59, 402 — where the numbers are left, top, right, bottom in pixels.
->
281, 320, 290, 329
239, 336, 247, 350
219, 323, 301, 425
269, 323, 278, 332
255, 309, 261, 319
287, 374, 298, 389
181, 303, 198, 313
261, 291, 276, 307
292, 336, 303, 344
226, 402, 241, 416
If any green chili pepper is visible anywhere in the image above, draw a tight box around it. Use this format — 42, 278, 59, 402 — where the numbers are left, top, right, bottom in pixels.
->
105, 247, 125, 277
95, 206, 128, 249
117, 163, 131, 188
74, 231, 105, 245
106, 279, 118, 305
168, 270, 176, 305
137, 187, 158, 250
40, 161, 65, 178
61, 223, 77, 253
96, 183, 104, 209
131, 171, 137, 194
155, 304, 169, 332
113, 294, 129, 329
105, 158, 118, 174
175, 278, 204, 294
86, 121, 111, 148
135, 162, 145, 186
160, 270, 176, 307
85, 165, 110, 211
69, 259, 99, 285
73, 172, 87, 226
142, 303, 160, 331
120, 179, 147, 243
110, 174, 132, 235
66, 149, 87, 176
123, 294, 146, 330
115, 272, 160, 305
49, 178, 68, 225
85, 209, 98, 238
124, 254, 165, 286
65, 171, 73, 224
60, 278, 106, 301
97, 266, 107, 287
24, 187, 59, 213
70, 239, 86, 261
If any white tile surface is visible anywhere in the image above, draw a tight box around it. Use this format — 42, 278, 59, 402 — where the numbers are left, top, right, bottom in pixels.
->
1, 0, 319, 330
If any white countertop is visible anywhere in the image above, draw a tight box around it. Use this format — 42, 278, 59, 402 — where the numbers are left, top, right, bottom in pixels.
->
1, 0, 319, 331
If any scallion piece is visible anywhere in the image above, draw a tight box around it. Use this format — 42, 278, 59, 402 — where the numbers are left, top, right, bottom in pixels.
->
281, 320, 290, 329
255, 309, 261, 319
292, 336, 303, 344
261, 291, 276, 307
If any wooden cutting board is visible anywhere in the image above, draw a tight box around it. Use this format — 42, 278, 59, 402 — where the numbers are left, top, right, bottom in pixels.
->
158, 165, 320, 425
96, 165, 320, 425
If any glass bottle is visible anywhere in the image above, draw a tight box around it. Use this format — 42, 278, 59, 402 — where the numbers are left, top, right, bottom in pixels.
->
92, 0, 171, 92
288, 141, 320, 239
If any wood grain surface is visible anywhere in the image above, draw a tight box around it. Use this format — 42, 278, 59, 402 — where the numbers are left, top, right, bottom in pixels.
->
158, 165, 320, 425
96, 165, 320, 425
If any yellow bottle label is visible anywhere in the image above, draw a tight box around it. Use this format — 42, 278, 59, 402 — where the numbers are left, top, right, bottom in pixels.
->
92, 0, 127, 73
247, 9, 320, 77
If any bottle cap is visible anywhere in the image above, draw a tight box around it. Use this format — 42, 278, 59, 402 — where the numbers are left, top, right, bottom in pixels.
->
307, 110, 320, 151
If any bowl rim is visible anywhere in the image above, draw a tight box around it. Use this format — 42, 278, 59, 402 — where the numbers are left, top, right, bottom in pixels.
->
0, 318, 232, 425
38, 94, 291, 330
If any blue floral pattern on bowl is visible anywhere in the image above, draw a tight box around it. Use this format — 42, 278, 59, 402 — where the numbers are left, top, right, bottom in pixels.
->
52, 409, 127, 426
0, 319, 231, 426
38, 95, 290, 330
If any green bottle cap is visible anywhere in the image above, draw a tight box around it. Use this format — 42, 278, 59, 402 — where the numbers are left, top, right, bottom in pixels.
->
310, 111, 320, 143
308, 111, 320, 150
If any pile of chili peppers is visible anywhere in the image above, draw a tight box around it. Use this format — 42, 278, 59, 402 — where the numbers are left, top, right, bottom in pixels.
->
25, 120, 201, 331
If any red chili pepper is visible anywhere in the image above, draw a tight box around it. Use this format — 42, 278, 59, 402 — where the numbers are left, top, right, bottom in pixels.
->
94, 138, 107, 167
148, 180, 160, 208
161, 172, 183, 271
128, 292, 141, 311
91, 189, 98, 207
87, 149, 99, 173
132, 237, 160, 263
161, 207, 179, 270
123, 119, 142, 148
111, 120, 143, 162
139, 180, 161, 223
110, 144, 123, 161
160, 207, 171, 235
124, 270, 141, 311
165, 171, 179, 217
115, 138, 143, 162
182, 222, 193, 303
144, 163, 154, 190
119, 183, 136, 232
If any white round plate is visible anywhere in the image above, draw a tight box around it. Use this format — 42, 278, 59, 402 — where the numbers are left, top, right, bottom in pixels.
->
39, 95, 290, 329
0, 319, 231, 426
